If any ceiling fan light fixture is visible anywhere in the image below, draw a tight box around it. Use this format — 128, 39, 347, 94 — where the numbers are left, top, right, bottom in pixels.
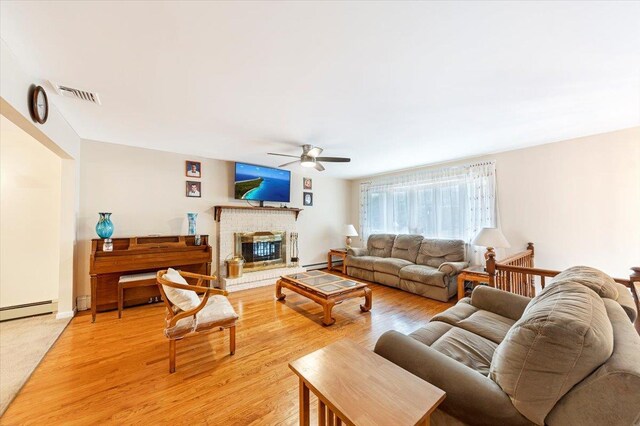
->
300, 155, 316, 167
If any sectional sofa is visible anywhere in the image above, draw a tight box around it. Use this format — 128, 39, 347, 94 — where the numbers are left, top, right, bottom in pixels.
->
345, 234, 468, 301
375, 266, 640, 425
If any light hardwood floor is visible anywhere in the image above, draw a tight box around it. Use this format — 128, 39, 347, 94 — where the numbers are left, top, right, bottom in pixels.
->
1, 276, 453, 425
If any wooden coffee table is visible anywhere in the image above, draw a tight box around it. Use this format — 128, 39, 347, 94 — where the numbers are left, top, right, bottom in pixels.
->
276, 270, 371, 326
289, 339, 446, 426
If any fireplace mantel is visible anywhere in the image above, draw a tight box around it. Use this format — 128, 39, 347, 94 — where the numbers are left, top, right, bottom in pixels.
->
214, 205, 303, 222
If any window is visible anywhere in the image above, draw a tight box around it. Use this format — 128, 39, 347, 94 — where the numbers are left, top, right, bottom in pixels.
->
360, 162, 496, 242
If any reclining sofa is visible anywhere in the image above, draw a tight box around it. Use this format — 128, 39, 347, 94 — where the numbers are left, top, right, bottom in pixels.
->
375, 266, 640, 425
345, 234, 468, 301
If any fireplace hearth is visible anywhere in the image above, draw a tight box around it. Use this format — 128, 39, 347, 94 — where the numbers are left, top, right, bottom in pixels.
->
234, 231, 287, 272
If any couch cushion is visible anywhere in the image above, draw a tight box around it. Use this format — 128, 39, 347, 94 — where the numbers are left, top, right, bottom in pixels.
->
545, 298, 640, 426
458, 311, 516, 344
391, 234, 423, 263
416, 238, 465, 268
432, 301, 479, 324
432, 302, 515, 344
367, 234, 396, 258
399, 264, 446, 287
430, 327, 498, 376
614, 282, 638, 322
409, 321, 454, 346
549, 265, 619, 300
489, 281, 614, 425
373, 257, 413, 275
344, 255, 377, 271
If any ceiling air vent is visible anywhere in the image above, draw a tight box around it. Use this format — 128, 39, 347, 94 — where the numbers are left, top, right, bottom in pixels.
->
48, 81, 101, 105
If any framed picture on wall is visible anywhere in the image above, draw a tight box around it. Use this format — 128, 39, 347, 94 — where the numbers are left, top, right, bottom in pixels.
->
186, 181, 201, 198
303, 191, 313, 206
186, 161, 201, 178
303, 177, 312, 190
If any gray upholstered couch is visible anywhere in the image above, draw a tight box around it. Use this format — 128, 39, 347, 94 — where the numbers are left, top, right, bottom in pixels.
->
345, 234, 468, 301
375, 266, 640, 426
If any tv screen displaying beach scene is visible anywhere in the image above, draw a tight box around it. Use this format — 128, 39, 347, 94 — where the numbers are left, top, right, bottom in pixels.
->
234, 162, 291, 202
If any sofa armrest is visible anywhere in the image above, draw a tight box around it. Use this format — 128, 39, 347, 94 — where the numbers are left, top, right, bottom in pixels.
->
438, 261, 469, 276
375, 331, 532, 426
347, 247, 368, 256
471, 285, 531, 321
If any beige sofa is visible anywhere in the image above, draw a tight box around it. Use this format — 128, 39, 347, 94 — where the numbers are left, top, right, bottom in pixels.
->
374, 266, 640, 426
345, 234, 468, 301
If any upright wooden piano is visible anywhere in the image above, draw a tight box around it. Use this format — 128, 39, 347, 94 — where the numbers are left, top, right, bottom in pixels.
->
89, 235, 212, 322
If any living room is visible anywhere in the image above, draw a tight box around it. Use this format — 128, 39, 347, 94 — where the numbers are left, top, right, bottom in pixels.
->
1, 1, 639, 425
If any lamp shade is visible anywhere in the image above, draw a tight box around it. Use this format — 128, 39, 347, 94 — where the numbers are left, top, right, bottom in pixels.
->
472, 227, 510, 248
344, 224, 358, 237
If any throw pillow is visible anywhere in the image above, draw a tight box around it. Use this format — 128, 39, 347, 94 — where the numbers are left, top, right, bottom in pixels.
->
162, 268, 201, 311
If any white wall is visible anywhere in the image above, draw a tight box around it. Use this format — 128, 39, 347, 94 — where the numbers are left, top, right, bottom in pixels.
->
350, 127, 640, 278
76, 140, 350, 298
1, 39, 82, 316
0, 115, 61, 307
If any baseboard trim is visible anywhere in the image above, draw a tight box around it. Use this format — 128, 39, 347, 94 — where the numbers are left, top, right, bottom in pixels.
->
0, 300, 58, 322
303, 262, 329, 270
56, 310, 76, 320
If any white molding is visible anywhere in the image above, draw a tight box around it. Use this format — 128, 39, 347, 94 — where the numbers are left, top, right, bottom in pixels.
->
55, 309, 76, 320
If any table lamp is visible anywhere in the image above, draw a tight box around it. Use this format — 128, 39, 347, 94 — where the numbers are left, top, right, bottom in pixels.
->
472, 227, 510, 263
344, 224, 358, 249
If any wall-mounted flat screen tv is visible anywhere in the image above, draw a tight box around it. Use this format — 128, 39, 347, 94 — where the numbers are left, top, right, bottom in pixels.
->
234, 162, 291, 203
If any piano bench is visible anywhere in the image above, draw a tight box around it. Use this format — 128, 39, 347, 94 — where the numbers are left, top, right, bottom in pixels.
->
118, 272, 159, 319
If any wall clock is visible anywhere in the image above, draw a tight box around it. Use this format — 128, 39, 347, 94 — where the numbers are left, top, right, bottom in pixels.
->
30, 85, 49, 124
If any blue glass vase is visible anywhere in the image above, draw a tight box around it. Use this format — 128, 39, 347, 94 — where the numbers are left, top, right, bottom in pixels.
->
187, 213, 197, 235
96, 212, 114, 239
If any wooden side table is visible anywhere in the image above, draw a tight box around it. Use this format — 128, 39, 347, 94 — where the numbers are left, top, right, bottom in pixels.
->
289, 339, 445, 426
457, 265, 490, 301
327, 248, 347, 274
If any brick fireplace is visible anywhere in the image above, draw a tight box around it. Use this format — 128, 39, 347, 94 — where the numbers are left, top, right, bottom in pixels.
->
215, 206, 306, 291
235, 231, 286, 271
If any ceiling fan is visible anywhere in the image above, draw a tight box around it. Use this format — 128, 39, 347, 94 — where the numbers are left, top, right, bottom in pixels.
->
267, 144, 351, 171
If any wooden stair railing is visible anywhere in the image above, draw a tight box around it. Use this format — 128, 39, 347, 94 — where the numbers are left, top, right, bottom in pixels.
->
492, 242, 535, 297
486, 252, 640, 333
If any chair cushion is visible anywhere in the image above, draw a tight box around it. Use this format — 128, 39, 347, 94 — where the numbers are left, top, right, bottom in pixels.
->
165, 295, 238, 339
162, 268, 200, 311
416, 238, 465, 268
431, 327, 498, 376
195, 295, 239, 331
391, 234, 423, 263
549, 265, 619, 300
399, 265, 446, 287
344, 255, 377, 271
373, 258, 414, 276
489, 281, 614, 425
367, 234, 396, 258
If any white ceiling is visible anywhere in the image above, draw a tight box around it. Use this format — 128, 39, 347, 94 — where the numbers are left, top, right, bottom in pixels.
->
1, 1, 639, 179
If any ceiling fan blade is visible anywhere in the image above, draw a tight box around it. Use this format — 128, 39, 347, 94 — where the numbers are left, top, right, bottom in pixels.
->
315, 156, 351, 163
279, 160, 301, 167
268, 152, 301, 158
314, 162, 325, 171
307, 146, 323, 157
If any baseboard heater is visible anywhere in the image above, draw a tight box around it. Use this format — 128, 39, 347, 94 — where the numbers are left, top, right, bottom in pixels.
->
0, 300, 57, 322
303, 261, 336, 271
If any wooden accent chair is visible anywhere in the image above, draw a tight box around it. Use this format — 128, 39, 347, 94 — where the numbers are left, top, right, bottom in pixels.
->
156, 269, 238, 373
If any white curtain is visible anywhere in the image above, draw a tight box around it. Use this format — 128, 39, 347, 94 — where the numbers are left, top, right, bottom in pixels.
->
359, 162, 497, 258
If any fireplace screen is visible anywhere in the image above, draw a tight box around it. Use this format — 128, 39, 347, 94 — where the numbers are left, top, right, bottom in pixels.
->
234, 231, 287, 271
